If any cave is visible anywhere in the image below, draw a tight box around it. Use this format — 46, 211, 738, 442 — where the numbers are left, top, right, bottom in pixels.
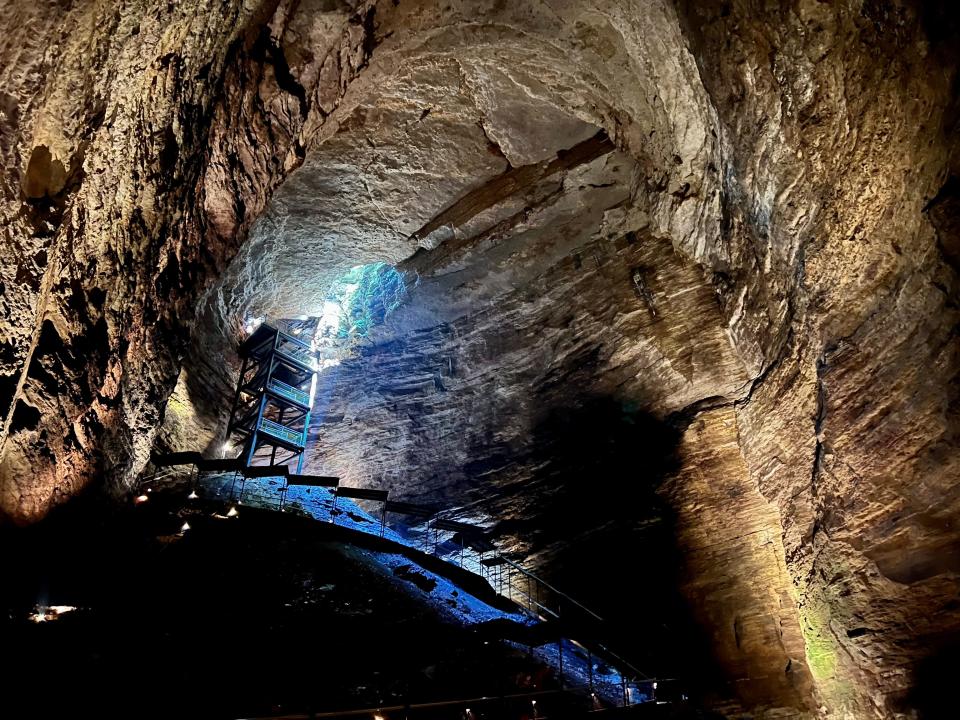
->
1, 1, 959, 718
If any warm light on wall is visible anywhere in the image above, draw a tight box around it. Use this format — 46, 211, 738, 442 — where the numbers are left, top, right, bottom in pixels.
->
29, 605, 77, 623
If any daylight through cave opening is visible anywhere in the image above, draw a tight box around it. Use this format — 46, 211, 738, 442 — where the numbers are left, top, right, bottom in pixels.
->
226, 263, 408, 473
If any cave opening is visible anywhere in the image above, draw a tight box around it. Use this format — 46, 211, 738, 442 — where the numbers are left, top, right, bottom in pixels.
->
1, 2, 958, 719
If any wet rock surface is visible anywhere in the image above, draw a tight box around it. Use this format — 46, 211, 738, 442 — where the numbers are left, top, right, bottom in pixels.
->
0, 494, 590, 719
0, 1, 958, 718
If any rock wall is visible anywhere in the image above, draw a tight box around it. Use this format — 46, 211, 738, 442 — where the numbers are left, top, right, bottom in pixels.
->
682, 2, 960, 715
665, 406, 817, 715
0, 0, 379, 521
0, 0, 256, 522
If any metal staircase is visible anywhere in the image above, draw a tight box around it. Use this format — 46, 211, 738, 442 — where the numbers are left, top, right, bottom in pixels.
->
225, 318, 319, 472
146, 315, 680, 715
143, 455, 676, 711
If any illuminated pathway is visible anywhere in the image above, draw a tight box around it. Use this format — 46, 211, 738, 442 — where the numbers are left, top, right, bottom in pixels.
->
139, 466, 671, 713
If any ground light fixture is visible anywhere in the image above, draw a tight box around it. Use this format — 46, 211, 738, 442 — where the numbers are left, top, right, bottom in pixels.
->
29, 605, 77, 623
139, 446, 659, 710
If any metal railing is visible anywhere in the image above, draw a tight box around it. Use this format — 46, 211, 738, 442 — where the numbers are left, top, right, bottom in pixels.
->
267, 377, 310, 407
138, 460, 668, 708
413, 526, 652, 688
277, 343, 317, 371
258, 417, 305, 447
271, 318, 311, 344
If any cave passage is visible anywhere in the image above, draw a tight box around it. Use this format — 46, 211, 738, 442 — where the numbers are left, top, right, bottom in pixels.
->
1, 2, 958, 719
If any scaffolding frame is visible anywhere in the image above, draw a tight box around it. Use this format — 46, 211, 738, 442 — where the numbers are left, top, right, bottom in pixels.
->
226, 320, 318, 473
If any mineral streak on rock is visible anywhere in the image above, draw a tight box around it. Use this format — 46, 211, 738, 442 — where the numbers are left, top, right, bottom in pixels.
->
1, 1, 958, 718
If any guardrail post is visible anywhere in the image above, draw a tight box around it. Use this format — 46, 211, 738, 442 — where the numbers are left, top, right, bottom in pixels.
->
558, 639, 564, 691
588, 650, 594, 695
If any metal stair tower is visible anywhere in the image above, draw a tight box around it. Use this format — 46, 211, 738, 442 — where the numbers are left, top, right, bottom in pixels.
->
226, 318, 319, 472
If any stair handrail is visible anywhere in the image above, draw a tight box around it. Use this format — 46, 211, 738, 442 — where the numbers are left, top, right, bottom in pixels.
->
495, 554, 651, 681
497, 555, 604, 622
147, 458, 656, 687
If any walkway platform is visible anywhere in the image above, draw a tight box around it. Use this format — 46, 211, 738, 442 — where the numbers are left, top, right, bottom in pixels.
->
139, 461, 671, 711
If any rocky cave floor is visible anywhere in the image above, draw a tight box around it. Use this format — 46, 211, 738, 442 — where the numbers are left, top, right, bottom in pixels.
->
1, 486, 705, 720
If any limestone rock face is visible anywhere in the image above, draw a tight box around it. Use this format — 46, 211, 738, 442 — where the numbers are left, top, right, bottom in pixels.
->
1, 1, 958, 718
0, 0, 374, 519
